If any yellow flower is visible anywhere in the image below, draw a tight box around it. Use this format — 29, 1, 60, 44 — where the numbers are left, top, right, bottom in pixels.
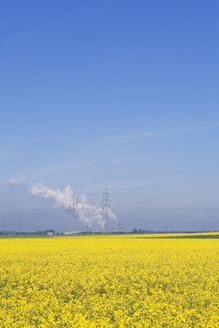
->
0, 233, 218, 327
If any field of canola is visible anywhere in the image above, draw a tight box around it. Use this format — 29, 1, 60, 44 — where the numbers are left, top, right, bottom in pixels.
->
0, 233, 218, 327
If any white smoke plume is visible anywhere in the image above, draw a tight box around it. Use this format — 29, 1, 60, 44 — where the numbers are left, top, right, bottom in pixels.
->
30, 184, 72, 208
30, 184, 117, 229
9, 176, 27, 187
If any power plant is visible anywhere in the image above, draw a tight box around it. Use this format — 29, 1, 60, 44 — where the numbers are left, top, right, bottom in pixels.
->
67, 190, 117, 233
6, 181, 216, 234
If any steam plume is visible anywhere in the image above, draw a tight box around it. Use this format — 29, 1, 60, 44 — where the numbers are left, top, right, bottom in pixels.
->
30, 184, 117, 229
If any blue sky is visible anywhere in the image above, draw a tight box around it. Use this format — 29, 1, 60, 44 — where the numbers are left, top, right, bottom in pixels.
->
1, 1, 219, 231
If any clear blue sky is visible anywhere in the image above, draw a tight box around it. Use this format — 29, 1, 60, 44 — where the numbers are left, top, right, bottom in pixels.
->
1, 1, 219, 231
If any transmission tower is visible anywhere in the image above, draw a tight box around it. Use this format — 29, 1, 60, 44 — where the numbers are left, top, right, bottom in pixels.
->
2, 220, 6, 234
103, 190, 110, 233
16, 221, 22, 233
70, 193, 78, 233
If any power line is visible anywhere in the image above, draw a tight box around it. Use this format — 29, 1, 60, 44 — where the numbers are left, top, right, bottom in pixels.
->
112, 211, 219, 218
113, 205, 219, 211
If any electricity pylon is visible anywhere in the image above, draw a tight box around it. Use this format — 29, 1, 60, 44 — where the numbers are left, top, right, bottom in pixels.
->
1, 220, 6, 234
70, 193, 78, 233
103, 190, 110, 233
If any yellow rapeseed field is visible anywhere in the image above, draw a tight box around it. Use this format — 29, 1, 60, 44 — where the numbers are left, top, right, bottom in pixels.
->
0, 234, 218, 327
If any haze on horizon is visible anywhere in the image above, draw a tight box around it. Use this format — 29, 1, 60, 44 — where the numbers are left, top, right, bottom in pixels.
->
1, 1, 219, 232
